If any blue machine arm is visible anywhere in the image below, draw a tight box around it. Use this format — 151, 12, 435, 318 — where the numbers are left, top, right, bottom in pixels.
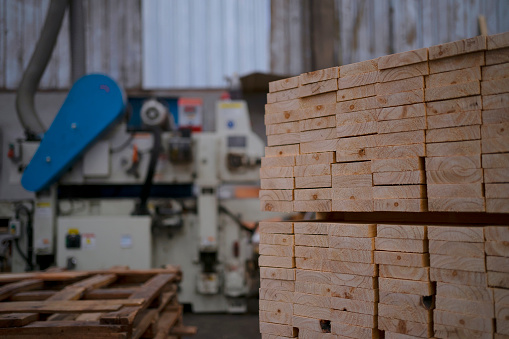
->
21, 74, 126, 192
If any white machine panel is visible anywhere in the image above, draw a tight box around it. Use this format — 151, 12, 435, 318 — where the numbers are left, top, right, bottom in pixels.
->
57, 216, 151, 270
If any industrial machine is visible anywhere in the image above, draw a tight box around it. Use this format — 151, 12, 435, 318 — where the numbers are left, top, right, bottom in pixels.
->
4, 74, 270, 313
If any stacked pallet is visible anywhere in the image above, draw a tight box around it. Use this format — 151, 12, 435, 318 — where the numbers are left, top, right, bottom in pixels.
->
0, 267, 195, 339
425, 36, 485, 212
428, 226, 494, 338
261, 31, 509, 214
375, 224, 433, 338
375, 49, 428, 212
482, 34, 509, 213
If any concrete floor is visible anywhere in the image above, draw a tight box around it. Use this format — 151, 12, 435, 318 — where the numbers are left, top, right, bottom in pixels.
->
183, 313, 260, 339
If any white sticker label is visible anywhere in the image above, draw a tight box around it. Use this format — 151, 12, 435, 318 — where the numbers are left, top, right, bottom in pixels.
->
121, 234, 133, 249
81, 233, 96, 250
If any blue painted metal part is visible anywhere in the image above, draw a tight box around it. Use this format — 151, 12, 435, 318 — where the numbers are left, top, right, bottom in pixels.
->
22, 74, 126, 192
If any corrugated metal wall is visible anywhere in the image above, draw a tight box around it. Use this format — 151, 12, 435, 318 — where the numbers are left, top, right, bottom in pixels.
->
271, 0, 509, 76
0, 0, 142, 90
142, 0, 270, 89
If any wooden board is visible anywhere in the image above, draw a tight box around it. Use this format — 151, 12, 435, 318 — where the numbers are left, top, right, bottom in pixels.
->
424, 81, 480, 102
259, 288, 294, 303
260, 166, 294, 179
482, 63, 509, 81
299, 78, 338, 98
377, 117, 426, 134
337, 71, 379, 90
259, 300, 293, 315
261, 155, 295, 168
379, 62, 429, 83
430, 253, 485, 272
330, 296, 376, 315
434, 323, 493, 339
427, 183, 484, 198
260, 279, 295, 292
265, 99, 301, 115
426, 140, 480, 157
374, 251, 429, 267
336, 109, 377, 125
378, 48, 428, 70
430, 268, 487, 287
339, 58, 378, 77
429, 51, 485, 74
425, 95, 481, 116
483, 93, 509, 110
330, 309, 376, 328
260, 267, 296, 281
295, 234, 328, 248
266, 121, 300, 135
331, 161, 371, 177
336, 96, 379, 113
426, 169, 483, 185
259, 190, 293, 201
436, 282, 493, 302
426, 125, 480, 143
332, 174, 372, 188
336, 122, 377, 138
294, 188, 332, 201
485, 226, 509, 241
486, 47, 509, 66
375, 199, 426, 213
377, 224, 426, 240
372, 157, 423, 173
327, 223, 376, 238
379, 265, 430, 282
332, 187, 373, 201
259, 244, 294, 257
261, 178, 294, 190
299, 115, 336, 131
328, 236, 375, 251
294, 222, 329, 235
259, 255, 295, 269
379, 316, 432, 337
295, 246, 328, 260
331, 199, 374, 212
487, 31, 509, 50
486, 184, 509, 199
295, 175, 332, 189
293, 303, 331, 320
425, 66, 481, 88
436, 297, 494, 317
428, 226, 484, 242
487, 256, 509, 273
378, 303, 432, 324
300, 66, 339, 85
336, 83, 376, 102
433, 309, 493, 333
259, 322, 297, 337
427, 110, 481, 130
294, 164, 330, 177
294, 200, 331, 212
486, 240, 509, 257
267, 87, 300, 104
485, 168, 509, 183
267, 132, 300, 146
374, 184, 426, 200
376, 130, 425, 147
300, 139, 337, 154
377, 89, 424, 108
425, 155, 480, 171
373, 170, 425, 185
269, 76, 300, 93
481, 78, 509, 96
374, 144, 425, 159
265, 145, 300, 158
328, 248, 373, 264
378, 277, 434, 295
296, 152, 334, 166
375, 238, 427, 253
377, 103, 426, 121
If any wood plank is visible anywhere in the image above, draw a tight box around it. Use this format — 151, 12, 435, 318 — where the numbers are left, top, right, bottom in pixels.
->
292, 316, 329, 334
0, 314, 39, 328
299, 116, 336, 131
293, 292, 330, 307
330, 309, 376, 328
259, 310, 292, 326
259, 244, 294, 257
294, 188, 332, 201
435, 296, 494, 317
486, 240, 509, 257
337, 71, 379, 90
433, 309, 493, 332
332, 199, 374, 212
259, 221, 293, 234
379, 265, 429, 282
0, 300, 143, 314
425, 66, 481, 88
300, 67, 339, 85
426, 140, 481, 157
427, 183, 484, 198
437, 282, 493, 302
336, 109, 377, 125
260, 279, 295, 292
295, 246, 328, 259
426, 125, 480, 143
425, 81, 480, 102
261, 156, 295, 168
377, 103, 425, 121
427, 110, 481, 129
336, 83, 376, 102
434, 324, 493, 339
428, 226, 484, 242
266, 121, 300, 135
259, 300, 292, 315
377, 117, 425, 134
429, 51, 485, 74
425, 155, 480, 171
332, 174, 372, 188
260, 267, 295, 281
431, 268, 487, 287
487, 256, 509, 273
488, 272, 509, 289
295, 234, 328, 248
300, 92, 337, 107
296, 257, 328, 271
294, 222, 329, 235
259, 322, 297, 337
260, 233, 294, 246
327, 223, 376, 238
337, 135, 376, 150
299, 78, 338, 98
0, 280, 43, 302
328, 248, 374, 264
259, 190, 293, 201
0, 321, 128, 336
339, 58, 378, 77
482, 63, 509, 81
267, 132, 300, 146
294, 282, 331, 296
295, 175, 331, 189
486, 47, 509, 66
378, 277, 434, 295
379, 62, 429, 83
267, 87, 300, 104
378, 303, 431, 324
485, 226, 509, 241
331, 161, 371, 176
294, 200, 331, 212
429, 199, 484, 212
261, 178, 294, 190
328, 236, 374, 251
426, 169, 483, 185
431, 253, 485, 272
265, 145, 299, 158
330, 285, 377, 303
329, 273, 376, 290
265, 99, 301, 114
260, 167, 294, 179
483, 93, 509, 110
265, 109, 302, 125
326, 261, 377, 277
487, 31, 509, 50
374, 251, 428, 267
372, 158, 423, 173
426, 95, 481, 116
482, 122, 509, 140
259, 288, 293, 303
376, 130, 425, 147
373, 185, 425, 199
373, 170, 425, 185
298, 104, 336, 121
294, 164, 330, 177
296, 152, 334, 166
375, 238, 427, 253
379, 316, 432, 337
485, 168, 509, 183
269, 76, 300, 93
336, 122, 377, 138
374, 144, 425, 159
429, 239, 484, 258
482, 78, 509, 95
487, 199, 509, 213
332, 187, 373, 201
293, 303, 331, 321
377, 89, 424, 108
260, 200, 293, 212
300, 139, 337, 154
378, 48, 428, 70
335, 147, 372, 163
336, 96, 379, 114
331, 322, 378, 338
330, 296, 376, 315
259, 255, 295, 268
377, 224, 427, 240
297, 328, 337, 339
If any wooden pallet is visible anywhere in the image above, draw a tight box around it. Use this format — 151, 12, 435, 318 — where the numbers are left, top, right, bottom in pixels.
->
0, 266, 196, 339
261, 31, 509, 214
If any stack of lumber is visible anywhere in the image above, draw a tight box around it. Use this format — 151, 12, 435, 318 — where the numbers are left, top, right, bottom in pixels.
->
428, 226, 493, 338
258, 221, 509, 339
0, 267, 196, 339
482, 34, 509, 213
375, 224, 433, 338
260, 31, 509, 213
